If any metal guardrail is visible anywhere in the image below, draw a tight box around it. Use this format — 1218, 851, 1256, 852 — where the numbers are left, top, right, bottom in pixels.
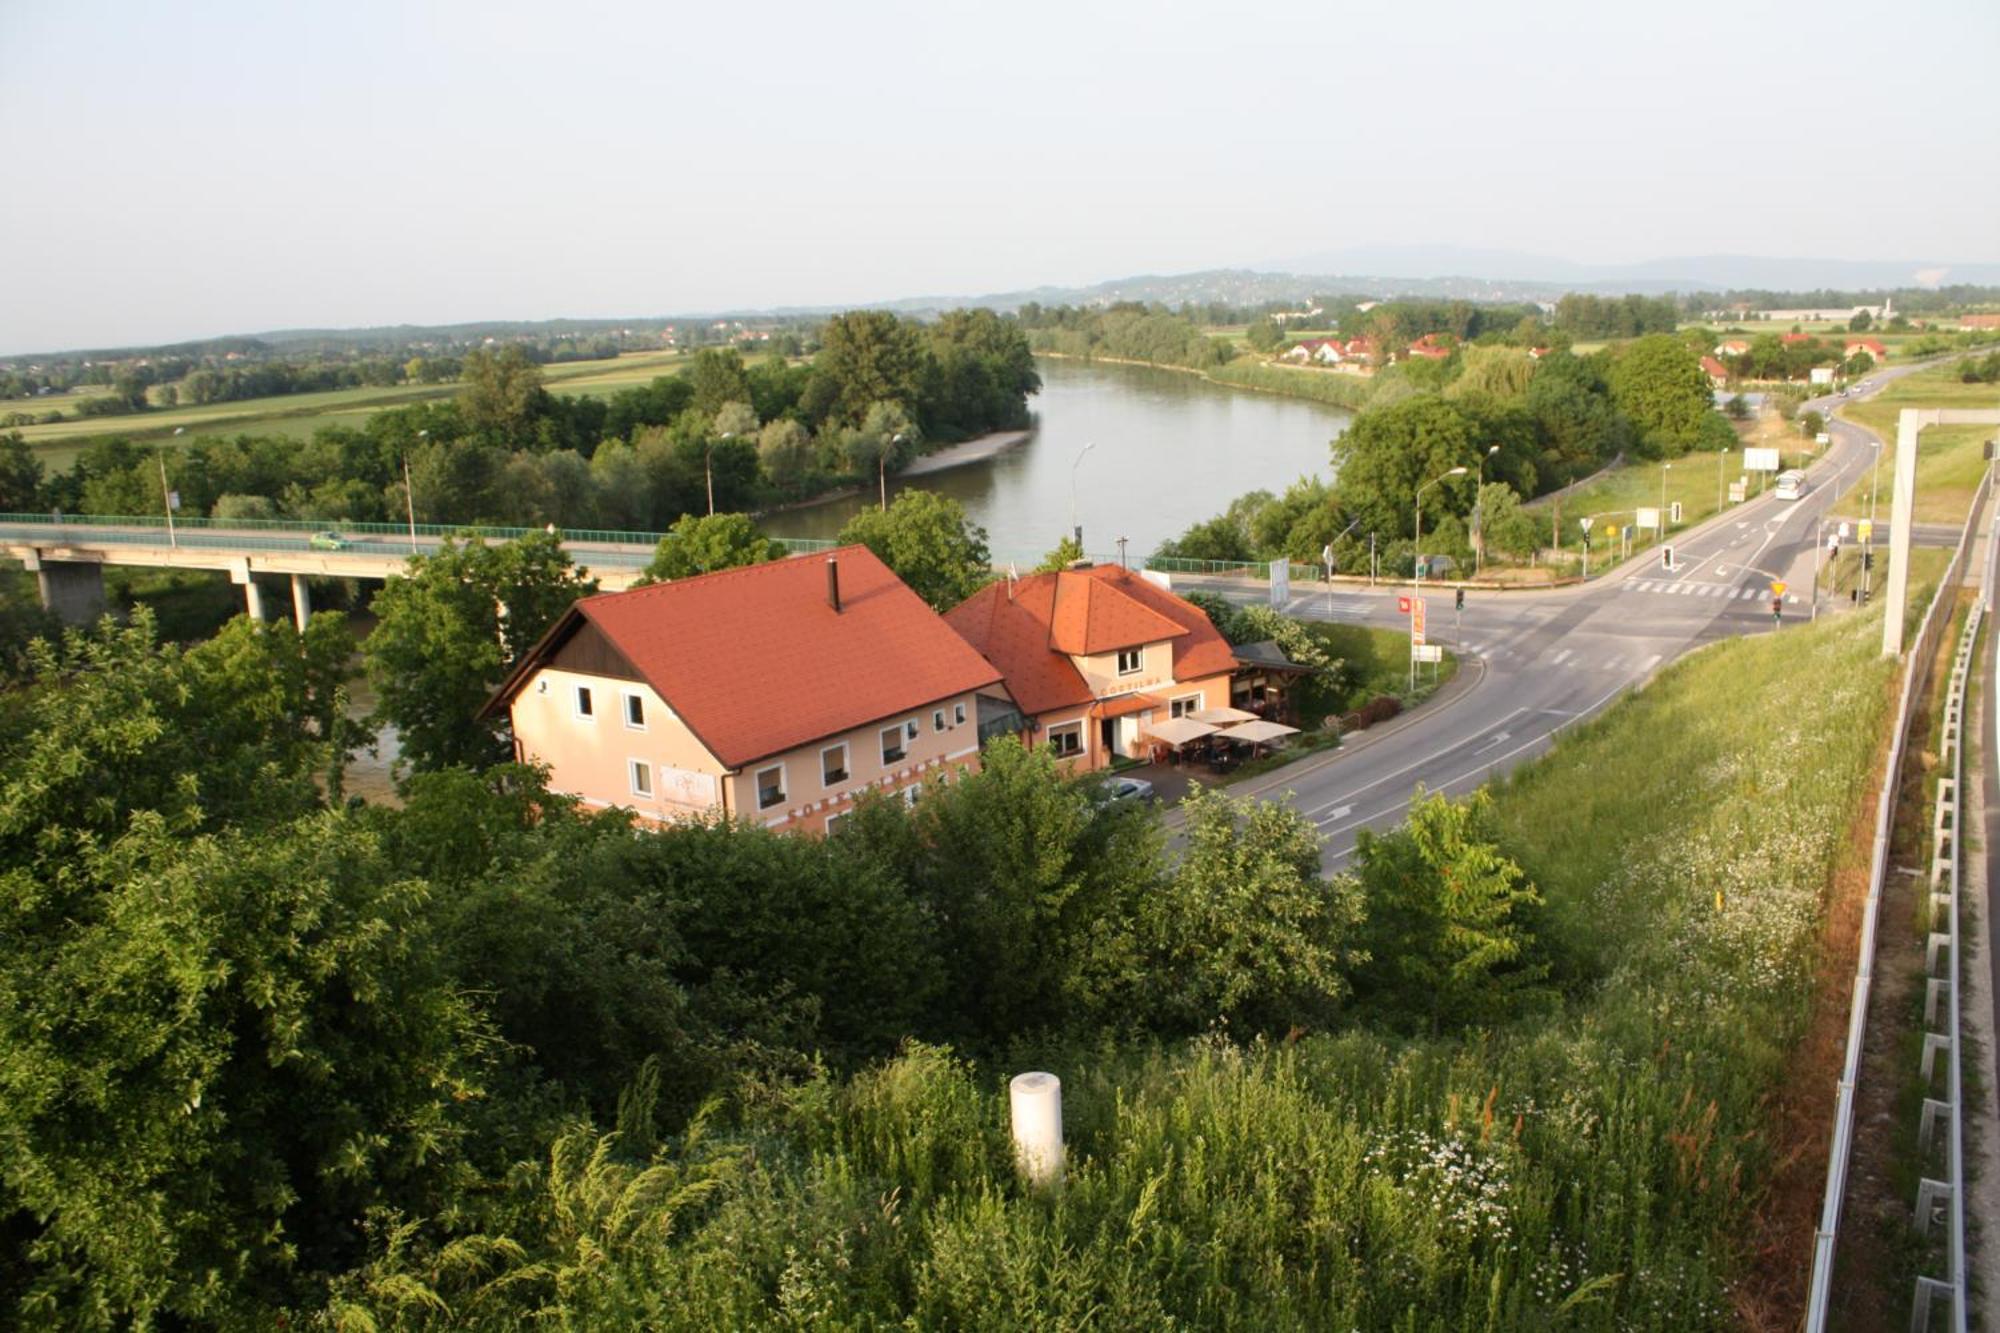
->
1806, 462, 1992, 1332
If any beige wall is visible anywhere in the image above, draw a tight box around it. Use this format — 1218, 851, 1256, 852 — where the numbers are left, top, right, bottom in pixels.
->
509, 665, 985, 836
1030, 671, 1233, 771
1071, 638, 1175, 700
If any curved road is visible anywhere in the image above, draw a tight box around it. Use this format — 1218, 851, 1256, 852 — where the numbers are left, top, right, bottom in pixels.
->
1180, 362, 1934, 871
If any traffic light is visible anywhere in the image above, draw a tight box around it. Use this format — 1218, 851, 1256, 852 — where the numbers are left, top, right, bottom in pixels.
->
1863, 551, 1874, 571
1771, 597, 1783, 621
1455, 587, 1465, 611
1661, 545, 1674, 570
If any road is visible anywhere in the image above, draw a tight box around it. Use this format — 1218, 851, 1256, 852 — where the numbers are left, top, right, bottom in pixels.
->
1179, 361, 1935, 871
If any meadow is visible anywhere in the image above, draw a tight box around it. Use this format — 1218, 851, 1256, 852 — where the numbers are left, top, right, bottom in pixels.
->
335, 601, 1901, 1329
1833, 364, 2000, 525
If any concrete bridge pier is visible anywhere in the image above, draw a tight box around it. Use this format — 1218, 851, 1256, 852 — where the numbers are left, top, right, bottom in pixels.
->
290, 574, 312, 631
30, 556, 107, 626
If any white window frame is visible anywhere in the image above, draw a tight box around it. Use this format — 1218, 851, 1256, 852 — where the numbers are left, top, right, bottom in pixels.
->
1047, 721, 1084, 758
1116, 647, 1144, 676
573, 684, 596, 721
953, 702, 967, 726
622, 691, 647, 731
755, 762, 787, 810
628, 758, 653, 799
1170, 694, 1202, 719
821, 742, 849, 788
882, 724, 906, 764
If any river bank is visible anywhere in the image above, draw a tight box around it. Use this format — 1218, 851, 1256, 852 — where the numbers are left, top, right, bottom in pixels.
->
1034, 350, 1378, 413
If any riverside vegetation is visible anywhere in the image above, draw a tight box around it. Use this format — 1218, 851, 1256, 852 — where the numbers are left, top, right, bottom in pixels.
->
0, 531, 1899, 1325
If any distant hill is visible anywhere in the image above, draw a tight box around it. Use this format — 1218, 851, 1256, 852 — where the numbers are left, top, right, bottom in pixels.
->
1260, 245, 2000, 294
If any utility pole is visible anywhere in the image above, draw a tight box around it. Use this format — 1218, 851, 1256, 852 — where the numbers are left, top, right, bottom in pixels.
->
405, 428, 425, 554
159, 427, 183, 548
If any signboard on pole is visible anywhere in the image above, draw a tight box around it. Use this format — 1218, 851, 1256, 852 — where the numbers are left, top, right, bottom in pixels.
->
1858, 519, 1873, 542
1770, 581, 1787, 597
1729, 480, 1747, 503
1396, 594, 1412, 614
1268, 557, 1290, 608
1412, 644, 1444, 663
1636, 507, 1661, 531
1744, 446, 1781, 472
167, 491, 181, 511
1411, 596, 1426, 646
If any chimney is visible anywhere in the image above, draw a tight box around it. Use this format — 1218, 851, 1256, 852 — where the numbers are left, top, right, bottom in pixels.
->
826, 556, 841, 613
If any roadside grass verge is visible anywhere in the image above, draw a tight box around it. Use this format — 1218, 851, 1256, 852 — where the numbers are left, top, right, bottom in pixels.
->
354, 603, 1900, 1328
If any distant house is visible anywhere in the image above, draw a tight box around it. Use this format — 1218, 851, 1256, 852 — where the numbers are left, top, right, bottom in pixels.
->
1406, 333, 1452, 361
1283, 339, 1344, 365
945, 564, 1238, 771
1844, 338, 1889, 363
1717, 339, 1751, 357
1779, 333, 1813, 346
1527, 346, 1551, 359
484, 547, 1002, 835
1959, 314, 2000, 331
1700, 355, 1731, 387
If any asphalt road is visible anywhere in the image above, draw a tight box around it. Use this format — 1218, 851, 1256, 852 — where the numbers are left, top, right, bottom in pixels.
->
1181, 361, 1936, 871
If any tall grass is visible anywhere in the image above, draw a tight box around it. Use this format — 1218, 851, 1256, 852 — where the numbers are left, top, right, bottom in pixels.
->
1208, 358, 1378, 411
339, 610, 1898, 1330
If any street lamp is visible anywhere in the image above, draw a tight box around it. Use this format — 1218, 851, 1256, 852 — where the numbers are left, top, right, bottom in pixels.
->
405, 429, 426, 553
1473, 444, 1500, 576
1412, 465, 1468, 689
1717, 448, 1729, 514
879, 432, 904, 512
1660, 461, 1672, 535
159, 427, 184, 548
1069, 441, 1096, 543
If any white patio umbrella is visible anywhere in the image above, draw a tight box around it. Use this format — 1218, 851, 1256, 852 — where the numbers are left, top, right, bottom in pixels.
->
1143, 716, 1218, 747
1190, 705, 1258, 725
1215, 719, 1300, 745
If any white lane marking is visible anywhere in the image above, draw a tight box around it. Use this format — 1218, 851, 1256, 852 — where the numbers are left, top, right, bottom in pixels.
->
1640, 653, 1662, 671
1549, 648, 1573, 665
1472, 731, 1512, 755
1326, 804, 1352, 821
1300, 707, 1530, 821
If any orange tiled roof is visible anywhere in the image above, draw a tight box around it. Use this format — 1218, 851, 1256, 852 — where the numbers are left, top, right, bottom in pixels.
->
491, 546, 1000, 769
946, 565, 1238, 717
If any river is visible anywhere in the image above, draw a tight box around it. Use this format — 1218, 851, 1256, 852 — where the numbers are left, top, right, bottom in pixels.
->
758, 357, 1352, 561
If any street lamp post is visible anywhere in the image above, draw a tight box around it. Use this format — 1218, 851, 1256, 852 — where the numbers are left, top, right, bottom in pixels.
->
1412, 465, 1469, 690
159, 426, 184, 548
1660, 461, 1672, 534
1069, 442, 1096, 545
1865, 439, 1882, 600
879, 432, 904, 512
1717, 448, 1729, 513
1473, 444, 1500, 576
405, 429, 426, 554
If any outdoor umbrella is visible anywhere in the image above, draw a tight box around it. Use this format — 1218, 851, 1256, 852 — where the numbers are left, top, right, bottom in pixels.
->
1190, 705, 1258, 725
1143, 716, 1218, 748
1215, 719, 1300, 745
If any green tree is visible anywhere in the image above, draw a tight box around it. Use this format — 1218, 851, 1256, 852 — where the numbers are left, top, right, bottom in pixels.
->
1849, 309, 1873, 332
458, 345, 546, 441
844, 399, 920, 506
1034, 533, 1084, 572
0, 430, 44, 510
1245, 319, 1286, 354
1141, 785, 1365, 1034
756, 417, 815, 491
1330, 394, 1478, 540
1799, 409, 1825, 437
1475, 481, 1539, 562
638, 511, 784, 583
1723, 393, 1751, 421
363, 531, 597, 775
1348, 788, 1549, 1030
837, 488, 988, 611
804, 311, 927, 427
687, 348, 751, 417
1608, 334, 1720, 457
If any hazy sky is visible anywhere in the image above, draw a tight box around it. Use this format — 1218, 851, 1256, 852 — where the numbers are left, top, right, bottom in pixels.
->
4, 0, 1997, 352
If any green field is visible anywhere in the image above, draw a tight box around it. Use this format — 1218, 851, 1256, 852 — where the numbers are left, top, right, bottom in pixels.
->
10, 347, 698, 469
1833, 364, 2000, 525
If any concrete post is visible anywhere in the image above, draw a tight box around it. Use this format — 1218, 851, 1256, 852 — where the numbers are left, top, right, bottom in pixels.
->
1008, 1071, 1064, 1189
290, 574, 312, 631
243, 576, 268, 622
32, 557, 107, 626
1881, 410, 1923, 657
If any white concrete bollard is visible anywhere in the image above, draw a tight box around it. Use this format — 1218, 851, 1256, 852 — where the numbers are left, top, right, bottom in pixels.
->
1009, 1071, 1065, 1188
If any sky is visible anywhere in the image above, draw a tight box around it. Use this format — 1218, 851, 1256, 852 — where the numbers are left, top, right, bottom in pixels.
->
3, 0, 1998, 353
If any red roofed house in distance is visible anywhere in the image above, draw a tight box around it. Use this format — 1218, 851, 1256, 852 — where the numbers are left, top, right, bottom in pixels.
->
945, 561, 1239, 772
483, 546, 1002, 835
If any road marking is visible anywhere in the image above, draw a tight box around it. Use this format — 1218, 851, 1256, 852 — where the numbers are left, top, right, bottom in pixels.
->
1300, 707, 1529, 821
1549, 648, 1573, 665
1640, 653, 1662, 671
1326, 804, 1352, 821
1472, 731, 1512, 755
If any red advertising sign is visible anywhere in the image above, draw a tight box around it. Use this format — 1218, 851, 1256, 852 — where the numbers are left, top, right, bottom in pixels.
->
1411, 596, 1426, 646
1397, 594, 1412, 614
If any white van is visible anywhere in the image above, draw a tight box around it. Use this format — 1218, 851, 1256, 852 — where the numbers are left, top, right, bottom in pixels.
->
1774, 469, 1807, 501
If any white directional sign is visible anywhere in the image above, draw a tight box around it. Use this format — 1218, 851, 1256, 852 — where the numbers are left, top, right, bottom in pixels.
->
1744, 446, 1781, 472
1579, 516, 1594, 533
1412, 644, 1444, 663
1636, 507, 1661, 531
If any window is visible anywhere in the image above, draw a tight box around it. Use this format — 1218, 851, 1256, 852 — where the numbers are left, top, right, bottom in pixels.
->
903, 782, 922, 807
1047, 722, 1083, 757
825, 811, 849, 835
933, 709, 946, 732
905, 719, 919, 740
822, 743, 848, 787
1116, 648, 1143, 676
881, 725, 905, 764
756, 763, 786, 810
573, 685, 595, 720
629, 760, 653, 798
623, 692, 646, 730
1171, 695, 1201, 719
953, 702, 966, 726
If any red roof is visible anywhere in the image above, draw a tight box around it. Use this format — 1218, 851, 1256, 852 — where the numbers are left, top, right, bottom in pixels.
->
492, 546, 1001, 769
1780, 333, 1812, 344
1845, 338, 1887, 356
945, 565, 1238, 716
1700, 355, 1730, 377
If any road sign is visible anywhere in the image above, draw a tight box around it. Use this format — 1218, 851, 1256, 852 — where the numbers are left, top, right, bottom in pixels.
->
1579, 516, 1594, 534
1770, 581, 1787, 597
1637, 507, 1661, 531
1838, 521, 1850, 539
167, 491, 181, 511
1411, 597, 1426, 646
1321, 543, 1332, 565
1858, 519, 1873, 541
1729, 480, 1746, 503
1744, 447, 1781, 472
1412, 644, 1444, 663
1396, 594, 1412, 614
1607, 524, 1619, 538
1268, 557, 1290, 608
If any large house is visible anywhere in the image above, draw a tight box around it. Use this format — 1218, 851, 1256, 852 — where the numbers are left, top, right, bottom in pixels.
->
945, 563, 1238, 771
1716, 338, 1751, 357
1700, 354, 1731, 387
1845, 338, 1889, 363
1283, 338, 1345, 365
484, 546, 1002, 834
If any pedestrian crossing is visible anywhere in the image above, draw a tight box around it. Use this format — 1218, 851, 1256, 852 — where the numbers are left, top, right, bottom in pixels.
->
1620, 577, 1799, 604
1455, 645, 1670, 675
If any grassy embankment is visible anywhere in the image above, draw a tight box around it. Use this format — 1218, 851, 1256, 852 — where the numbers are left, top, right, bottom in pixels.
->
403, 602, 1897, 1328
13, 348, 696, 472
1831, 364, 1999, 526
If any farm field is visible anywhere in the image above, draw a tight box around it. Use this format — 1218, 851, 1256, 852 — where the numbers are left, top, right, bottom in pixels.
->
1833, 363, 2000, 525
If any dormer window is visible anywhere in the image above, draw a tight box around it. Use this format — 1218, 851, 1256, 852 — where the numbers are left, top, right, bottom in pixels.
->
1116, 648, 1143, 676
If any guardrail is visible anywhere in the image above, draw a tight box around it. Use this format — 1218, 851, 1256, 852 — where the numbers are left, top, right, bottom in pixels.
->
1805, 462, 1993, 1333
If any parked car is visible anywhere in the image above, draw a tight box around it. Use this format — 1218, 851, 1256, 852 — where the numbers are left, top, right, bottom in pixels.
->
1103, 776, 1157, 806
308, 530, 349, 551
